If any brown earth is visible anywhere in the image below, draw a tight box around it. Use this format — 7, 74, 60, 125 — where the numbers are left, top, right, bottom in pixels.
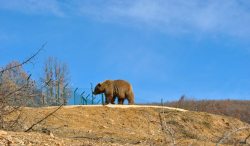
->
1, 105, 250, 146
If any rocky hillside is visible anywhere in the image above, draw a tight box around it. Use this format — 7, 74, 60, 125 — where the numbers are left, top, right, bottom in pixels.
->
1, 105, 250, 146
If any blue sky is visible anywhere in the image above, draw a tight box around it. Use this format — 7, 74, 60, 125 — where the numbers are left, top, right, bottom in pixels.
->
1, 0, 250, 103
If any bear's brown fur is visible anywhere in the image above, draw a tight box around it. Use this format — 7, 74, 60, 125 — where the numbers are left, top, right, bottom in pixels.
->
93, 80, 134, 105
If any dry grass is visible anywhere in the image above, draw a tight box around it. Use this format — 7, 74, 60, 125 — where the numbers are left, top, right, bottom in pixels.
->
152, 98, 250, 124
1, 105, 249, 145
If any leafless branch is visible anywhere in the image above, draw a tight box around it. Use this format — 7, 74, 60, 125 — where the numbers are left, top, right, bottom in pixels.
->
216, 127, 250, 146
0, 44, 46, 130
159, 102, 176, 146
0, 42, 46, 75
8, 111, 22, 129
2, 74, 32, 100
25, 104, 63, 132
243, 133, 250, 144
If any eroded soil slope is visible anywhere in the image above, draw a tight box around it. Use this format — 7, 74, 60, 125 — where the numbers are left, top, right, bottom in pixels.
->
1, 105, 250, 146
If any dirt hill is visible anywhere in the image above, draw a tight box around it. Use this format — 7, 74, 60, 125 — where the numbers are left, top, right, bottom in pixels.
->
1, 105, 250, 146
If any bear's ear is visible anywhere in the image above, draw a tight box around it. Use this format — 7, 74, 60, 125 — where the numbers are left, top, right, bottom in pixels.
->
97, 83, 101, 87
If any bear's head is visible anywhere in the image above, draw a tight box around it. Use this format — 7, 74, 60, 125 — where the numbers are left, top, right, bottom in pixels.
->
93, 83, 105, 95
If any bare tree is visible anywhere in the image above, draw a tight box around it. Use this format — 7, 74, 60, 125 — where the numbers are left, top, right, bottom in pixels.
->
40, 57, 71, 106
0, 44, 45, 130
0, 61, 37, 106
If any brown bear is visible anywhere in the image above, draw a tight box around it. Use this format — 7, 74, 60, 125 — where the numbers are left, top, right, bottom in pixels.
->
93, 80, 135, 105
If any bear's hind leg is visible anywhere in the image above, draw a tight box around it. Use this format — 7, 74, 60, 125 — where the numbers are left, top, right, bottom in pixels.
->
128, 98, 134, 105
126, 92, 135, 105
118, 98, 124, 105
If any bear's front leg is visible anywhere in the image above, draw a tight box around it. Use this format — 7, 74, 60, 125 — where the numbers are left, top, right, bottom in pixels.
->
105, 94, 114, 104
111, 96, 116, 104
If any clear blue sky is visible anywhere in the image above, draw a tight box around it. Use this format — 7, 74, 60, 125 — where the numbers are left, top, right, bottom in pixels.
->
1, 0, 250, 103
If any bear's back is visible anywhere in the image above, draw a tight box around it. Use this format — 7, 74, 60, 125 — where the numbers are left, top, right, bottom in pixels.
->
102, 79, 132, 93
114, 80, 132, 91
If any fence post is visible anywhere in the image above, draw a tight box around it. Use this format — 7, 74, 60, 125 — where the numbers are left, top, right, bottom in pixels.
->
63, 83, 68, 98
90, 83, 95, 105
85, 94, 90, 105
74, 88, 78, 105
102, 94, 104, 105
80, 91, 85, 105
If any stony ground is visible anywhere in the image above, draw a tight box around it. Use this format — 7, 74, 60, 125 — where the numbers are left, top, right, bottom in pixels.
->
1, 105, 250, 146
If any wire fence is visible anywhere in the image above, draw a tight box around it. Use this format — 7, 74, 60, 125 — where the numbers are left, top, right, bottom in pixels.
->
67, 87, 104, 105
